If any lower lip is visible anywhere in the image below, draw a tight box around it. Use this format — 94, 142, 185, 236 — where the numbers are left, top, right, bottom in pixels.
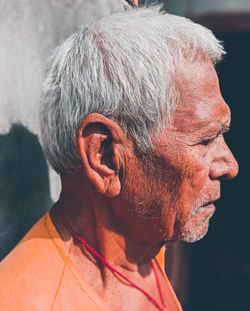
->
193, 203, 215, 217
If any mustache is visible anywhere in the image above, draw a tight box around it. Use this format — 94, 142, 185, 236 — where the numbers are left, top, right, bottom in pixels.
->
197, 182, 221, 205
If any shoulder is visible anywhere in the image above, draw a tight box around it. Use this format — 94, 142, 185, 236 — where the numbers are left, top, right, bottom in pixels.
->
0, 213, 65, 310
0, 213, 111, 311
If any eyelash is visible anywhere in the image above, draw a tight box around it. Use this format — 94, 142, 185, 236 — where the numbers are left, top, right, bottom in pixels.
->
200, 129, 229, 147
200, 138, 215, 146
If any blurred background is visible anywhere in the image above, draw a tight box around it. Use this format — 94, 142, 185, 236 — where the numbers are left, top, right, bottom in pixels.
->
0, 1, 249, 310
164, 1, 250, 311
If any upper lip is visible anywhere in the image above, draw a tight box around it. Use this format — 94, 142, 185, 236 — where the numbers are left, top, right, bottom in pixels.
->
202, 201, 214, 207
192, 197, 220, 215
202, 197, 220, 207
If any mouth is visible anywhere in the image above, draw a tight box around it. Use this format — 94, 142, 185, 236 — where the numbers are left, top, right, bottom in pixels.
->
192, 198, 219, 216
202, 201, 215, 208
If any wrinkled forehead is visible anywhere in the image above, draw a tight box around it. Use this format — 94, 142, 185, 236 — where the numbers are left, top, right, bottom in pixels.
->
172, 58, 231, 132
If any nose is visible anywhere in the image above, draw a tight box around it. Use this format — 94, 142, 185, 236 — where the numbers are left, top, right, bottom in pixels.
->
209, 138, 239, 180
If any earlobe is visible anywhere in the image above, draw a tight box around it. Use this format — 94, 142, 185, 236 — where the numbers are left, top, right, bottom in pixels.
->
77, 113, 125, 197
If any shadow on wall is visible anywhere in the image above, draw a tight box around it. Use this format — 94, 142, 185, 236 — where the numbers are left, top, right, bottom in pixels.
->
0, 124, 52, 260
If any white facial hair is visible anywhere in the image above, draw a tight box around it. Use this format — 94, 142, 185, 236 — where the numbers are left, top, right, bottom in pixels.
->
180, 191, 218, 243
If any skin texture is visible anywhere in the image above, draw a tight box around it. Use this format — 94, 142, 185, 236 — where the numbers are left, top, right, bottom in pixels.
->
50, 57, 238, 311
117, 57, 238, 245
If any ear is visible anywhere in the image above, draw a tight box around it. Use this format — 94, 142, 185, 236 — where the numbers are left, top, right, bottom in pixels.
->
77, 113, 126, 198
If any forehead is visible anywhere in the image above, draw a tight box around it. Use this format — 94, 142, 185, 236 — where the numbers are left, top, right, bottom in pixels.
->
173, 58, 231, 132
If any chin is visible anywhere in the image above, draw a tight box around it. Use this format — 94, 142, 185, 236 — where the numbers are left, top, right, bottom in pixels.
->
180, 220, 210, 243
178, 203, 216, 243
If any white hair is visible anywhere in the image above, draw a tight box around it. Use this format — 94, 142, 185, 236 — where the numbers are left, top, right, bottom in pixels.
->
41, 5, 225, 174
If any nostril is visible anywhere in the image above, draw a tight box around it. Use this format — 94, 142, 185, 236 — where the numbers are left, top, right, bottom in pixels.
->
219, 173, 234, 181
221, 172, 237, 181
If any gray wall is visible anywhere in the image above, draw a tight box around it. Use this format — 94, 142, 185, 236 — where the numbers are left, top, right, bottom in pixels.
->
0, 0, 124, 260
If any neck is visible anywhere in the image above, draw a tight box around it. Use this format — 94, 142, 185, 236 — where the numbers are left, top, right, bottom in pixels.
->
51, 174, 161, 274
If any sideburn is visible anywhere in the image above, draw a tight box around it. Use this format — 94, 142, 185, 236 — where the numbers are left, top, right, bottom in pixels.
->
119, 149, 183, 222
140, 151, 183, 207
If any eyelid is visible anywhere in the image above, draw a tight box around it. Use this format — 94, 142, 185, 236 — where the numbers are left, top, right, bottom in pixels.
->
200, 138, 215, 146
196, 124, 231, 147
200, 127, 229, 146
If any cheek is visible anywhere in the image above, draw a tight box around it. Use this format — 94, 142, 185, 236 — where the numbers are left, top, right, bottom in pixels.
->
181, 153, 209, 191
119, 159, 164, 219
174, 156, 210, 217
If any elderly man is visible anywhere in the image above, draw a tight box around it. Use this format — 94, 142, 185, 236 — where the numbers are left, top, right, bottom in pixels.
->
0, 5, 238, 311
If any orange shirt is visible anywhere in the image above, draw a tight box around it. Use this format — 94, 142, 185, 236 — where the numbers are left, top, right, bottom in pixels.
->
0, 213, 182, 310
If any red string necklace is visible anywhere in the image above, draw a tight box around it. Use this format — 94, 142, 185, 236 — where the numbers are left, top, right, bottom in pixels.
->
58, 209, 166, 311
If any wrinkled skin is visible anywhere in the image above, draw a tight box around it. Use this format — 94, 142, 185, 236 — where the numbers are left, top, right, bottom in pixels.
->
51, 58, 239, 311
118, 58, 239, 244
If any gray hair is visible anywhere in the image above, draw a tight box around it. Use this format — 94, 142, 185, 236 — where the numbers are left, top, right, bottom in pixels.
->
41, 5, 225, 174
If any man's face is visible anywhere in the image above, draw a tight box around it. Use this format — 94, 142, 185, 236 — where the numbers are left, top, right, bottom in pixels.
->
120, 58, 238, 244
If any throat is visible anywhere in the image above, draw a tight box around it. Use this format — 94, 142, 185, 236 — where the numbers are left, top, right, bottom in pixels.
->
54, 206, 166, 310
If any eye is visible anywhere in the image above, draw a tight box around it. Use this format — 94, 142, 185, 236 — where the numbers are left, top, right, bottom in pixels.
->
200, 138, 215, 146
